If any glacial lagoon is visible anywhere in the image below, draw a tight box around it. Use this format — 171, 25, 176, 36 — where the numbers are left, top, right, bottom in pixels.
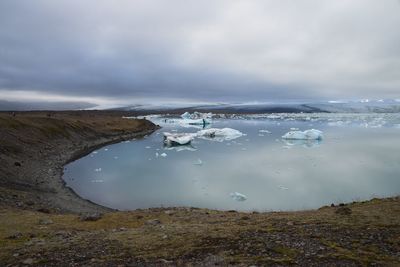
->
63, 113, 400, 211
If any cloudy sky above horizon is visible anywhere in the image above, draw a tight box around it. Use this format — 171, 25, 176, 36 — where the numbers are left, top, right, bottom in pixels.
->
0, 0, 399, 107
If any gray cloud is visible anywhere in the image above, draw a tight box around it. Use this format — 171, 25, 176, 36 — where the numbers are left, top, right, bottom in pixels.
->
0, 0, 399, 105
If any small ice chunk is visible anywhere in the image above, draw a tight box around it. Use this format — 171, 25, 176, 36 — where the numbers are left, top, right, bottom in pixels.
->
155, 152, 159, 157
160, 153, 167, 157
164, 145, 197, 152
259, 129, 271, 134
278, 185, 289, 190
104, 148, 108, 151
194, 159, 203, 165
91, 179, 104, 183
145, 146, 151, 149
113, 156, 118, 159
230, 192, 247, 201
92, 151, 98, 154
163, 132, 195, 146
94, 168, 102, 172
282, 129, 323, 140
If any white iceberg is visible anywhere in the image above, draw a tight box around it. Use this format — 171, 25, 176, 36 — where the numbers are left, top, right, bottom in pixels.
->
180, 112, 212, 126
196, 128, 245, 142
230, 192, 247, 201
282, 129, 323, 140
163, 132, 196, 146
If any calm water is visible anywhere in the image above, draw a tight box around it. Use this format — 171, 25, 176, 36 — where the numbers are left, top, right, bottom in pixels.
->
63, 113, 400, 211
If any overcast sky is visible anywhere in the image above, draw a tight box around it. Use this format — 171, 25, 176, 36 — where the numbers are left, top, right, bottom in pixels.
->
0, 0, 399, 107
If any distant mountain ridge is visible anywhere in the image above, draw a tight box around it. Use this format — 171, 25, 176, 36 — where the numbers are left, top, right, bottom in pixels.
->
116, 100, 400, 114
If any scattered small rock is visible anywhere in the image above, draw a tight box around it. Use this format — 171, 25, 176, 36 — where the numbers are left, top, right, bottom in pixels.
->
330, 203, 335, 207
25, 200, 34, 206
22, 258, 34, 265
146, 219, 161, 226
241, 216, 250, 220
335, 206, 352, 215
164, 210, 175, 215
37, 208, 51, 214
79, 213, 103, 221
7, 232, 22, 239
14, 161, 22, 167
39, 218, 53, 225
338, 203, 345, 207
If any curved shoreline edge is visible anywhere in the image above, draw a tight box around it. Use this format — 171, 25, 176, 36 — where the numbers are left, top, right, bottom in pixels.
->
0, 111, 160, 213
59, 128, 160, 213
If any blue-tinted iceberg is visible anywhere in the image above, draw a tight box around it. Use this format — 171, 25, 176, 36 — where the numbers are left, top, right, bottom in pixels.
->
282, 129, 323, 140
230, 192, 247, 201
163, 132, 196, 146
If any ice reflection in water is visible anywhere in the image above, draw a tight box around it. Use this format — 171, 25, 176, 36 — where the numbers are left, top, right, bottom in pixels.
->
63, 114, 400, 211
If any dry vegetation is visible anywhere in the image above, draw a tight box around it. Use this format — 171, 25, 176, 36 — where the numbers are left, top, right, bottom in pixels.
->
1, 197, 399, 266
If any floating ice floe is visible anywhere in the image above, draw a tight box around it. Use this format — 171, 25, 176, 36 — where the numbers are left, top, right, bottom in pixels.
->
283, 139, 321, 148
196, 128, 245, 142
259, 129, 271, 134
230, 192, 247, 201
282, 129, 323, 140
194, 159, 203, 165
181, 111, 212, 120
160, 153, 167, 157
180, 111, 212, 126
164, 145, 197, 152
94, 168, 102, 172
163, 132, 196, 146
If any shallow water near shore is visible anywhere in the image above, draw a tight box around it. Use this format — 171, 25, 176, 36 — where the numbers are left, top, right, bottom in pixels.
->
63, 113, 400, 211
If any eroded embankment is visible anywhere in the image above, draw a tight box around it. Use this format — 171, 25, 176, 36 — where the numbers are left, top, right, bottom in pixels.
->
0, 111, 159, 213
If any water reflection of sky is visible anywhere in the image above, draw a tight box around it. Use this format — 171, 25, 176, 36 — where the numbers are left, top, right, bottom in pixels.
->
63, 116, 400, 211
